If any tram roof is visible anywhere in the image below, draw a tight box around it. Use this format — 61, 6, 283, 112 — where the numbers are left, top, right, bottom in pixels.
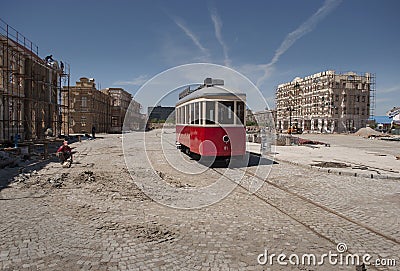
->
176, 85, 246, 106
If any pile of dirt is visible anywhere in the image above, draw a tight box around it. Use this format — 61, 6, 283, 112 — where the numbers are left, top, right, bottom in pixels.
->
354, 127, 384, 138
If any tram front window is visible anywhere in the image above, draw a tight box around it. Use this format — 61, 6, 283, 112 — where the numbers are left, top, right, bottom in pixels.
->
236, 101, 245, 125
218, 101, 234, 124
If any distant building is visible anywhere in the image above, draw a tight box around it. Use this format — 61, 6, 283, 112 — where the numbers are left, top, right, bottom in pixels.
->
246, 109, 276, 133
101, 88, 132, 133
63, 77, 111, 134
276, 70, 375, 133
253, 110, 276, 128
246, 109, 256, 125
147, 106, 175, 122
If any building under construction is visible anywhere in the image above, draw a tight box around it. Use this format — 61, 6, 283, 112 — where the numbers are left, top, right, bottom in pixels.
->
276, 70, 375, 133
0, 19, 70, 144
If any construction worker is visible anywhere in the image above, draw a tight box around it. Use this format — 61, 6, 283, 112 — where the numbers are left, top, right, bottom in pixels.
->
56, 140, 72, 165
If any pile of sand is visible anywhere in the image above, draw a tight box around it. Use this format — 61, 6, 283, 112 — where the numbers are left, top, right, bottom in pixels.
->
354, 127, 384, 138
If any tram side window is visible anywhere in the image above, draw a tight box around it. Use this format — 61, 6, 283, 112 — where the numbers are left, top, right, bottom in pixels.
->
180, 107, 184, 124
185, 105, 189, 124
218, 101, 234, 124
205, 101, 215, 124
198, 102, 202, 125
179, 107, 183, 124
193, 102, 200, 124
190, 103, 194, 124
236, 101, 245, 125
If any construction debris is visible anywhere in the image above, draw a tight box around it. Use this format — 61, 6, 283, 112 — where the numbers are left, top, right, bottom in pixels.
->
353, 127, 385, 138
311, 161, 349, 168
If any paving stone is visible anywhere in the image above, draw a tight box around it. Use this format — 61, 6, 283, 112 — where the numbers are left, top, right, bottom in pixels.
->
0, 132, 398, 270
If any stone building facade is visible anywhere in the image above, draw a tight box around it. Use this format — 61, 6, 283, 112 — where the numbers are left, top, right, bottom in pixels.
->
101, 88, 131, 133
63, 78, 111, 134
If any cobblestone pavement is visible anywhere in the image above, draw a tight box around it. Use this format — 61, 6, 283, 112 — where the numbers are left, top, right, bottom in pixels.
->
0, 130, 398, 270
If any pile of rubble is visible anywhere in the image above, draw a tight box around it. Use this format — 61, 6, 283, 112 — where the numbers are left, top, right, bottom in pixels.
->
11, 170, 69, 189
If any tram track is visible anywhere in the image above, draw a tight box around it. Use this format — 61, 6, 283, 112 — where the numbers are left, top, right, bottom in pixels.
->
158, 133, 398, 269
236, 166, 399, 245
210, 165, 397, 270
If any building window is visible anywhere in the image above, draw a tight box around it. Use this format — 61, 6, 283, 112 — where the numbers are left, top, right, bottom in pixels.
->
81, 116, 86, 127
112, 116, 119, 127
81, 96, 87, 108
361, 96, 365, 102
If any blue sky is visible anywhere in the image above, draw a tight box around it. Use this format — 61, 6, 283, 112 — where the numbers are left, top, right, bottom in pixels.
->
2, 0, 399, 115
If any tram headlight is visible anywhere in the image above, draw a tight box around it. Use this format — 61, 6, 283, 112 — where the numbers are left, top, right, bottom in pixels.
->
222, 135, 230, 143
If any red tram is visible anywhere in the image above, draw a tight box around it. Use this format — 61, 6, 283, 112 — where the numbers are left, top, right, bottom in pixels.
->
176, 78, 246, 159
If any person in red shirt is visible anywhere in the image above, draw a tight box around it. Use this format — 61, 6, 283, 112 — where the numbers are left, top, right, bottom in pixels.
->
56, 140, 72, 164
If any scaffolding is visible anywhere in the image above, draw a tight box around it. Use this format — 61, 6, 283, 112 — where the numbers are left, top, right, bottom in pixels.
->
59, 63, 70, 137
0, 18, 70, 144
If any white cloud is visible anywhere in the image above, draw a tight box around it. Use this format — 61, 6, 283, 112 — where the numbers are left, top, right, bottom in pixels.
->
113, 74, 150, 86
257, 0, 342, 87
375, 98, 392, 103
380, 84, 400, 94
172, 17, 209, 58
210, 8, 231, 67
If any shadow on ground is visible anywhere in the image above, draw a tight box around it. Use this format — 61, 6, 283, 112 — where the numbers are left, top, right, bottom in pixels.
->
0, 155, 61, 191
194, 152, 278, 168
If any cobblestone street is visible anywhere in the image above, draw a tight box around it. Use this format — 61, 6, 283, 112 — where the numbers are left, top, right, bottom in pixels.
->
0, 130, 399, 270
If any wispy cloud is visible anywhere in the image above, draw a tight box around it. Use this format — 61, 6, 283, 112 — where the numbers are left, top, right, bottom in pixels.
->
172, 17, 209, 57
375, 98, 392, 103
113, 74, 150, 86
257, 0, 342, 87
210, 8, 231, 67
380, 84, 400, 94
